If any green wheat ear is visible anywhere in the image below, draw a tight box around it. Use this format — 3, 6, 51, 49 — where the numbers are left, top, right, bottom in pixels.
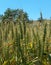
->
41, 23, 47, 60
43, 23, 47, 43
0, 28, 3, 65
22, 20, 26, 36
19, 21, 23, 39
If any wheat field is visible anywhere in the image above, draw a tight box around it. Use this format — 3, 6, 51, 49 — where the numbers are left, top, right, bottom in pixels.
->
0, 20, 51, 65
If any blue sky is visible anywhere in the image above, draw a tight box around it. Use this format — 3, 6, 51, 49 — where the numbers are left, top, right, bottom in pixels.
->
0, 0, 51, 20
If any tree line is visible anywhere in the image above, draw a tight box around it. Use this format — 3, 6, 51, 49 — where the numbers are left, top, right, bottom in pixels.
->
0, 8, 44, 23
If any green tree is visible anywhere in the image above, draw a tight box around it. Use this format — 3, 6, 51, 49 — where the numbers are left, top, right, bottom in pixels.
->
2, 8, 29, 23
